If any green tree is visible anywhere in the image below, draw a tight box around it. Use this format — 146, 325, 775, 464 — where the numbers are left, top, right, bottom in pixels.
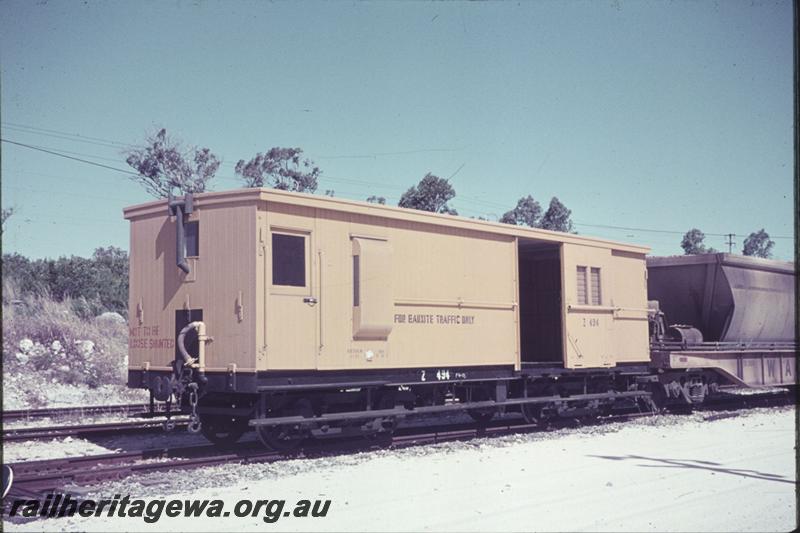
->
540, 197, 574, 233
1, 252, 48, 298
125, 129, 220, 198
500, 195, 542, 227
398, 173, 457, 215
235, 147, 320, 193
2, 248, 129, 316
680, 228, 717, 255
89, 246, 129, 314
366, 195, 386, 205
742, 229, 774, 258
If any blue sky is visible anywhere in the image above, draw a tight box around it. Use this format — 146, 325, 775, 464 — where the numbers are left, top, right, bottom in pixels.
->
0, 0, 794, 260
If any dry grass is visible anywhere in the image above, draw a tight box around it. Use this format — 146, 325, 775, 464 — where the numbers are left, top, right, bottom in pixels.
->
2, 278, 129, 406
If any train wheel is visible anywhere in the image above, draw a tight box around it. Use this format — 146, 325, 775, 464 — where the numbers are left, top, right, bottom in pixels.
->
256, 398, 313, 452
520, 403, 543, 425
200, 414, 248, 445
467, 387, 495, 425
467, 409, 495, 425
376, 391, 399, 434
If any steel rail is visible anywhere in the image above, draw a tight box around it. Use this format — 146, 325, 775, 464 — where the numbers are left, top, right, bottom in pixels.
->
1, 403, 162, 423
3, 419, 188, 442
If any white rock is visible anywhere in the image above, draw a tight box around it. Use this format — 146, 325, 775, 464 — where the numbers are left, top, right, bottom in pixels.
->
15, 352, 29, 364
18, 338, 34, 352
96, 311, 126, 325
50, 340, 63, 352
74, 340, 95, 356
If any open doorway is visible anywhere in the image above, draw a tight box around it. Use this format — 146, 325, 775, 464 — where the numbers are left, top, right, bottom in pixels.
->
518, 240, 563, 364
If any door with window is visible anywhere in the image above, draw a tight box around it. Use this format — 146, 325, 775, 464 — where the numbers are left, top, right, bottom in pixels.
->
561, 243, 613, 369
266, 224, 318, 370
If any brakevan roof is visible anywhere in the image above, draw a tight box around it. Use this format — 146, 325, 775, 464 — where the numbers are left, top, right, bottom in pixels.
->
123, 188, 651, 254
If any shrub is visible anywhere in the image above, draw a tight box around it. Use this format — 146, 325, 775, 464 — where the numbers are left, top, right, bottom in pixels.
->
2, 284, 129, 406
1, 246, 128, 317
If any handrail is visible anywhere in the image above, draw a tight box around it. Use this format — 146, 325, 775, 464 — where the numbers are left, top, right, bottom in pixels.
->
567, 304, 615, 313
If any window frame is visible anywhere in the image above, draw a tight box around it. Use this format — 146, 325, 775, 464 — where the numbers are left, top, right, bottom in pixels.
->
576, 265, 589, 305
590, 267, 602, 306
270, 229, 310, 293
184, 220, 200, 258
576, 264, 603, 306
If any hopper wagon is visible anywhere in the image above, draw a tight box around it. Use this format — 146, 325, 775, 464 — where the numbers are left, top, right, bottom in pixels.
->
647, 253, 796, 397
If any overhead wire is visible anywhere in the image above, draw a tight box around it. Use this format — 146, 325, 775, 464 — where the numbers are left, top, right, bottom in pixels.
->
1, 121, 135, 149
5, 183, 135, 203
317, 147, 465, 159
1, 139, 140, 177
3, 141, 132, 165
2, 132, 793, 242
0, 124, 583, 213
573, 222, 792, 240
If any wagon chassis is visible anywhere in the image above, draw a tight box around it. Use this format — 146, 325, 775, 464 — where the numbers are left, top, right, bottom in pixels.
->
133, 360, 667, 449
248, 390, 653, 428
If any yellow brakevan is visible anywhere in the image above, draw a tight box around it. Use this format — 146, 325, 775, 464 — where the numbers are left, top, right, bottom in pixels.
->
124, 188, 653, 447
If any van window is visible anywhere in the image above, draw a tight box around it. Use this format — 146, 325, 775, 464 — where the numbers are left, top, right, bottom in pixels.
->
576, 266, 588, 305
185, 221, 199, 257
272, 233, 305, 287
590, 267, 602, 305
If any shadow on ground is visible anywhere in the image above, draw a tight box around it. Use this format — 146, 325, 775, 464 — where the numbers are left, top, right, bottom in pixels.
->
588, 453, 794, 484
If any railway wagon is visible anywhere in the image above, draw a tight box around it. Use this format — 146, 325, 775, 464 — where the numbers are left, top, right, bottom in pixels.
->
125, 188, 654, 446
647, 253, 795, 343
647, 253, 796, 391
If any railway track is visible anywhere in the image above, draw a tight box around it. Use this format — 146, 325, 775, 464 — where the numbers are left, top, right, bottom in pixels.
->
2, 418, 189, 442
4, 410, 652, 502
5, 442, 273, 496
1, 403, 161, 423
3, 389, 791, 507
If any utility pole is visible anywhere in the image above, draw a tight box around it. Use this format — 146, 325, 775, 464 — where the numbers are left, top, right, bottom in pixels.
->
725, 233, 736, 254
